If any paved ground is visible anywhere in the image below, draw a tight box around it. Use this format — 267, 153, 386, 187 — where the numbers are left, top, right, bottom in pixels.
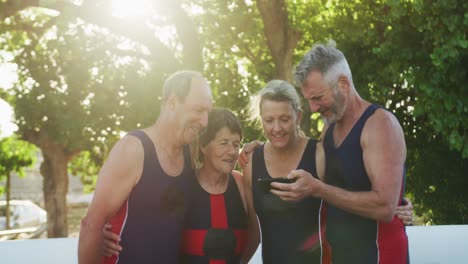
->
2, 225, 468, 263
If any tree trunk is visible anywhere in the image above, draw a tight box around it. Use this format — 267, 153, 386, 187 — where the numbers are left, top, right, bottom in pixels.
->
20, 127, 80, 238
20, 129, 79, 239
40, 146, 71, 238
256, 0, 312, 136
256, 0, 301, 82
6, 172, 11, 230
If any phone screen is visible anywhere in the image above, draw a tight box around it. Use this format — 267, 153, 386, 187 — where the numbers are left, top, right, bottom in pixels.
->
257, 177, 295, 192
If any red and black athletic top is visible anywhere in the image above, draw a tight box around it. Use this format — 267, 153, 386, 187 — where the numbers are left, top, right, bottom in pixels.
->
252, 139, 322, 264
181, 174, 248, 264
321, 104, 409, 264
102, 130, 194, 264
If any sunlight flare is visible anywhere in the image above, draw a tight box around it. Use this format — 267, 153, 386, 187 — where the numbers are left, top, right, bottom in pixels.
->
111, 0, 153, 18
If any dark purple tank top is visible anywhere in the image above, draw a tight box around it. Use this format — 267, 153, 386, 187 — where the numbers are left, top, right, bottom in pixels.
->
103, 130, 194, 264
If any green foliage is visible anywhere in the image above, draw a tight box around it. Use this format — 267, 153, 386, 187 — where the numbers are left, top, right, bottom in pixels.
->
408, 136, 468, 224
0, 135, 36, 194
0, 8, 171, 186
0, 0, 466, 225
68, 150, 99, 193
195, 0, 324, 141
294, 0, 467, 223
2, 17, 152, 148
193, 0, 270, 142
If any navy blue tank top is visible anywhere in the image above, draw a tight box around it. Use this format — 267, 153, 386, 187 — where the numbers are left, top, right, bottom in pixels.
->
321, 104, 409, 264
252, 139, 321, 264
181, 174, 248, 264
103, 130, 194, 264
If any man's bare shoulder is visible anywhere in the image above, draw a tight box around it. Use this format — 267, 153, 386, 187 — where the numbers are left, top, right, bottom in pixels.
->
84, 135, 145, 219
110, 134, 144, 160
365, 108, 402, 131
362, 108, 405, 149
100, 134, 145, 183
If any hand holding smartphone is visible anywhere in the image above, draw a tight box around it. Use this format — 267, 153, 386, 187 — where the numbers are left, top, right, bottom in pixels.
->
257, 177, 296, 192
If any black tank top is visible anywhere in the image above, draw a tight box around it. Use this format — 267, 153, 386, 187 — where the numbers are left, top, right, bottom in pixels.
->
321, 105, 409, 264
252, 139, 321, 264
103, 130, 194, 264
181, 174, 248, 264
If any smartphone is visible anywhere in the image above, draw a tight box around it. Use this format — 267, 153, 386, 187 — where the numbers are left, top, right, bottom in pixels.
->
257, 177, 296, 192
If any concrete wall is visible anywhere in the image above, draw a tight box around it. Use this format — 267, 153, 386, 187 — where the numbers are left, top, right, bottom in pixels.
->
0, 225, 467, 264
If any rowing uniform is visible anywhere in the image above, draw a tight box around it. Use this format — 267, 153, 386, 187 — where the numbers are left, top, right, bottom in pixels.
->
252, 139, 322, 264
181, 174, 248, 264
102, 130, 193, 264
320, 105, 409, 264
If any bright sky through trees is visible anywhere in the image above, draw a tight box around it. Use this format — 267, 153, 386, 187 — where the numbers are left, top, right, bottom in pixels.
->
0, 99, 16, 138
0, 0, 156, 138
111, 0, 153, 18
0, 61, 17, 138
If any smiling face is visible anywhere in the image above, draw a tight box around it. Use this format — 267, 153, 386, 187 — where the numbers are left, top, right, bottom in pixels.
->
301, 70, 346, 125
260, 99, 301, 149
201, 127, 241, 175
174, 77, 213, 145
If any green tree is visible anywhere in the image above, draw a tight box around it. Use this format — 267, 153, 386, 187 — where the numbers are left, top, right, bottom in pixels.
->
193, 0, 324, 140
0, 135, 36, 229
198, 0, 468, 223
0, 1, 161, 237
1, 0, 466, 229
294, 0, 468, 223
0, 0, 214, 237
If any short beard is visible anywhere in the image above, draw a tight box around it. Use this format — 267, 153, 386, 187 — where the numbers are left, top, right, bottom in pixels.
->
323, 116, 333, 126
323, 89, 346, 125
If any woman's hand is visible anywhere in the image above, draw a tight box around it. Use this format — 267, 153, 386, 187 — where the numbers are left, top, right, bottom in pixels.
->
102, 223, 122, 257
396, 197, 413, 226
238, 140, 262, 170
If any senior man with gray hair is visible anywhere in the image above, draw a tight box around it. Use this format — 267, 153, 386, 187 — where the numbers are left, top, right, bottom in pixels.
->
78, 71, 213, 264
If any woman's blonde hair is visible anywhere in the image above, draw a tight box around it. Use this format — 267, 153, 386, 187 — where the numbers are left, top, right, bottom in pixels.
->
249, 80, 303, 135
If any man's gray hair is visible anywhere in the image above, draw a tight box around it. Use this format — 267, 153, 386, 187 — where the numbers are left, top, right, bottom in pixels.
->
294, 41, 353, 90
162, 70, 204, 102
